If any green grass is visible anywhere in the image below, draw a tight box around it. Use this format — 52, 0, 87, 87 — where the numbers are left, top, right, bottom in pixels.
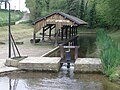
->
0, 24, 33, 42
108, 30, 120, 47
96, 29, 120, 80
0, 10, 23, 26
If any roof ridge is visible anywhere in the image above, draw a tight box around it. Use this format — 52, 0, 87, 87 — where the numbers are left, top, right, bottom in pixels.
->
32, 11, 87, 25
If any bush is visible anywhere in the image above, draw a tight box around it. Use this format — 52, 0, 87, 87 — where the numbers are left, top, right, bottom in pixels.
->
96, 29, 120, 80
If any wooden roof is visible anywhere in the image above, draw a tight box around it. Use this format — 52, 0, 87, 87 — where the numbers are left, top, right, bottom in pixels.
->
32, 12, 87, 26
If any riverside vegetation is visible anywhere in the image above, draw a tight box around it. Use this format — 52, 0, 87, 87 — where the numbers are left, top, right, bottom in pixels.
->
0, 9, 23, 26
96, 29, 120, 82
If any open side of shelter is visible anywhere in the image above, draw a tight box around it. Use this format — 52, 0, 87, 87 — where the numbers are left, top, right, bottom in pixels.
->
32, 12, 87, 45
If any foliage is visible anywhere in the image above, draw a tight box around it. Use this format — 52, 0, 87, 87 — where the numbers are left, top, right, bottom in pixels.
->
96, 29, 120, 80
25, 0, 120, 29
45, 0, 50, 11
26, 0, 43, 21
88, 1, 96, 28
96, 0, 120, 28
0, 9, 23, 26
80, 0, 84, 19
65, 0, 80, 17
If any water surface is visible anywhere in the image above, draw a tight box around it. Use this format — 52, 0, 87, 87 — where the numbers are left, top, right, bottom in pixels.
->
0, 65, 119, 90
48, 34, 98, 58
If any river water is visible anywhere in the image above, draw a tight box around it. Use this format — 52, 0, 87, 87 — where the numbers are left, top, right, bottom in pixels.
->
48, 34, 98, 58
0, 66, 120, 90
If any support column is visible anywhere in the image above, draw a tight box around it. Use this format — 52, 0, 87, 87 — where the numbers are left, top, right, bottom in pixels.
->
33, 31, 36, 43
71, 27, 73, 37
61, 27, 64, 40
75, 46, 79, 60
55, 24, 59, 46
60, 44, 64, 59
73, 27, 75, 36
65, 27, 68, 39
42, 27, 45, 41
69, 26, 71, 38
49, 26, 51, 39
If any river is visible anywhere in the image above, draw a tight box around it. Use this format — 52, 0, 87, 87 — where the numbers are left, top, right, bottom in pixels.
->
0, 66, 120, 90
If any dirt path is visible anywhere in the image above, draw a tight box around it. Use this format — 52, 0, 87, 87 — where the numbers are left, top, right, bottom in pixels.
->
15, 12, 29, 24
0, 37, 54, 59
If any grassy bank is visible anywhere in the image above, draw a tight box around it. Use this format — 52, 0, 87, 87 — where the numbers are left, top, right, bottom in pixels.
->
0, 24, 33, 42
108, 30, 120, 48
0, 10, 23, 26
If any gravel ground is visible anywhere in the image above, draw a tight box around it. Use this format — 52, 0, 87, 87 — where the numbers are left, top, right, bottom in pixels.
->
0, 37, 54, 59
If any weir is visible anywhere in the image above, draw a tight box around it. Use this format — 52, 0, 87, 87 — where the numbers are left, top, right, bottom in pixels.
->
59, 45, 79, 68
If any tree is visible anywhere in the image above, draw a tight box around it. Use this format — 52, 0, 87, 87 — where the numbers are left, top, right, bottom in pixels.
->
80, 0, 85, 19
26, 0, 43, 21
35, 0, 43, 19
96, 0, 120, 29
88, 1, 96, 28
45, 0, 50, 11
65, 0, 80, 17
106, 0, 120, 29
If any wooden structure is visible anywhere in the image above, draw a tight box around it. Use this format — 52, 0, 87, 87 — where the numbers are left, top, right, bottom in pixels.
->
60, 45, 79, 61
59, 45, 79, 68
32, 12, 87, 45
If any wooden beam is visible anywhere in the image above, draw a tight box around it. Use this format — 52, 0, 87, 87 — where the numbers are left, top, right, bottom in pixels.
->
65, 27, 68, 39
42, 27, 45, 41
61, 27, 64, 40
49, 26, 51, 38
69, 26, 72, 38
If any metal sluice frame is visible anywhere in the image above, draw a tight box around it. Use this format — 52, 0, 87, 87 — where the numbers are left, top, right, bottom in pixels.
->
0, 0, 21, 58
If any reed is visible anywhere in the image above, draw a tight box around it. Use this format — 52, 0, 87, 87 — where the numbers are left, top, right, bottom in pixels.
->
96, 29, 120, 80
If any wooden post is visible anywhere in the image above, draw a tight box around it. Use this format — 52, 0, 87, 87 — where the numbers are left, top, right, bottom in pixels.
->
72, 26, 73, 37
74, 27, 76, 36
75, 46, 79, 60
33, 27, 36, 43
69, 26, 71, 38
49, 26, 51, 39
33, 32, 36, 43
60, 44, 64, 59
42, 27, 45, 41
61, 27, 64, 40
55, 24, 59, 46
65, 27, 68, 39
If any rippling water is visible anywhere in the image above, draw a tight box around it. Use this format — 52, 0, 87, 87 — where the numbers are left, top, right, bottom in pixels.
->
0, 65, 120, 90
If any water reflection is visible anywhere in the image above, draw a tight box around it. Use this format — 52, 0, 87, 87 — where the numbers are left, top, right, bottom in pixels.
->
78, 34, 97, 58
9, 79, 18, 90
47, 34, 98, 58
3, 64, 118, 90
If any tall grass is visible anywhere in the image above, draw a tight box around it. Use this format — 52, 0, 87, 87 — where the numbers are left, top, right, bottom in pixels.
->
96, 29, 120, 80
